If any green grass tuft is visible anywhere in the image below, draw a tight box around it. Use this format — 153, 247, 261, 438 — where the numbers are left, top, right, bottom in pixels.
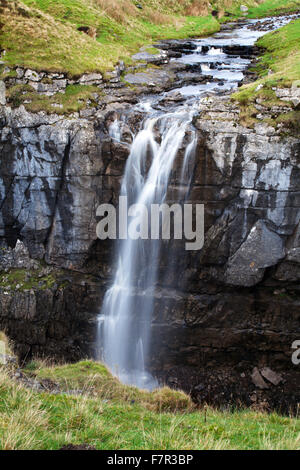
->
0, 361, 299, 450
6, 83, 102, 114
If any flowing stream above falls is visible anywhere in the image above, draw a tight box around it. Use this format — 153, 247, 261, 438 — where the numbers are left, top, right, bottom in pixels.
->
97, 14, 298, 390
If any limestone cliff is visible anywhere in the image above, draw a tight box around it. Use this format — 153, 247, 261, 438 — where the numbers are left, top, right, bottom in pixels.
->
0, 95, 299, 389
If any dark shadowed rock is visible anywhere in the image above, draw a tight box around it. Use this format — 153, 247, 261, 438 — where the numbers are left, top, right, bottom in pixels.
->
225, 220, 285, 286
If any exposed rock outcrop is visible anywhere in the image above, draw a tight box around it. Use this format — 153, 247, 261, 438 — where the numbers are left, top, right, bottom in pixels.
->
0, 89, 299, 412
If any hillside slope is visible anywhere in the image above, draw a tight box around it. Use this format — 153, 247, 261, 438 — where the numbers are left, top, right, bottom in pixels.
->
1, 0, 299, 75
0, 0, 219, 75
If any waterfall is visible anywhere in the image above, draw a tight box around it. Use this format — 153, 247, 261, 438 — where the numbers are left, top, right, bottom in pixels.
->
109, 119, 122, 141
97, 109, 197, 389
96, 13, 295, 390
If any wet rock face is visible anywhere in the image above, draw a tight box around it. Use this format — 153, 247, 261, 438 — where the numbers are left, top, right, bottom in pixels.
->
148, 96, 300, 382
0, 104, 129, 271
0, 271, 104, 361
0, 96, 299, 381
191, 97, 300, 289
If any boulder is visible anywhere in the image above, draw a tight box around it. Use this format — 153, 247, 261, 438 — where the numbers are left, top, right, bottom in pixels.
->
24, 69, 44, 82
260, 368, 283, 386
30, 79, 67, 96
225, 221, 285, 286
131, 49, 168, 66
78, 73, 103, 85
251, 367, 269, 390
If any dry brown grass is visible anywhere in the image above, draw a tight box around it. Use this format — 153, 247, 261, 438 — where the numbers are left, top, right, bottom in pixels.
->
93, 0, 173, 25
222, 0, 235, 8
185, 0, 210, 16
144, 7, 173, 25
93, 0, 138, 23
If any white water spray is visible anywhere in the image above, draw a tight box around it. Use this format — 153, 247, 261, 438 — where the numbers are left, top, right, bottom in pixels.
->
97, 110, 197, 389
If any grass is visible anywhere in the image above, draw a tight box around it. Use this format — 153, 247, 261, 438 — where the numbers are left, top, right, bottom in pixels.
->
247, 0, 300, 18
255, 17, 300, 84
0, 359, 299, 450
6, 83, 101, 114
27, 360, 193, 412
0, 332, 13, 357
3, 1, 297, 77
212, 0, 300, 22
232, 17, 300, 133
0, 0, 220, 76
0, 0, 117, 76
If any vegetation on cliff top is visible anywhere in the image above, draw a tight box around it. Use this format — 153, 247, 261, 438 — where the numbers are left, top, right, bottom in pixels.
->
233, 17, 300, 133
1, 1, 299, 75
0, 0, 219, 75
6, 83, 102, 114
0, 358, 299, 450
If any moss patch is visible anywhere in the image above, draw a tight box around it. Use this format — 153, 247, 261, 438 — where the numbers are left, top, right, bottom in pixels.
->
0, 268, 69, 291
6, 83, 101, 115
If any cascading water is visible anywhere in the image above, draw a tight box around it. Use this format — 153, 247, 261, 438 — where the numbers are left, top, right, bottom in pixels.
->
98, 110, 197, 389
97, 13, 297, 390
109, 118, 122, 141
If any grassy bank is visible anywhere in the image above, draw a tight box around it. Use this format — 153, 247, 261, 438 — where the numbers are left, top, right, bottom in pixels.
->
0, 360, 299, 450
247, 0, 300, 18
232, 17, 300, 133
218, 0, 300, 20
0, 0, 219, 75
1, 1, 299, 76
